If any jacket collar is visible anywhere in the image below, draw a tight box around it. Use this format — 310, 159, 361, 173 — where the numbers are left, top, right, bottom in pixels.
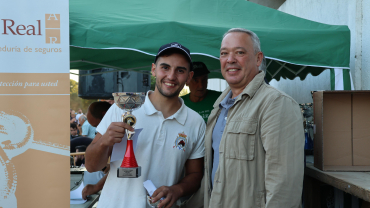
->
143, 91, 187, 125
213, 71, 265, 107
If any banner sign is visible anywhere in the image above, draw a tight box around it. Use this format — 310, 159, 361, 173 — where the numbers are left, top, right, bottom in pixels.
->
0, 1, 69, 207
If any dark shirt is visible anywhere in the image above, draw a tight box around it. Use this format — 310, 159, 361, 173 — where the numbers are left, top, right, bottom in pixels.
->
70, 136, 93, 153
70, 134, 79, 140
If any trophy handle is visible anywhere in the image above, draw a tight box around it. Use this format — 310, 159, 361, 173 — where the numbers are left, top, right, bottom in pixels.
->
122, 111, 136, 140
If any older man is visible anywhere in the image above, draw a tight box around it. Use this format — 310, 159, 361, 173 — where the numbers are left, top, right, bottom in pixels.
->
182, 62, 221, 123
204, 28, 304, 208
79, 115, 96, 139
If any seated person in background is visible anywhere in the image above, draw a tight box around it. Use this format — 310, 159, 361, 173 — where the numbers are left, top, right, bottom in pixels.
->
86, 101, 112, 127
76, 108, 84, 125
71, 139, 108, 197
181, 62, 222, 123
79, 115, 96, 139
70, 110, 78, 124
70, 139, 91, 168
81, 101, 112, 199
82, 164, 110, 200
74, 145, 87, 167
70, 137, 93, 153
70, 123, 79, 140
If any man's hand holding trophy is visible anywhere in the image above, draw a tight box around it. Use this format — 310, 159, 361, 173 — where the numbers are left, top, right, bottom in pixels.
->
112, 92, 145, 178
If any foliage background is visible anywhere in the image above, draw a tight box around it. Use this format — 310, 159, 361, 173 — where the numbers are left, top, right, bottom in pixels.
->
70, 79, 97, 113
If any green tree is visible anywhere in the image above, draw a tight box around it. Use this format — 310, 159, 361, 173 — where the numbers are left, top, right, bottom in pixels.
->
150, 75, 156, 91
70, 79, 78, 94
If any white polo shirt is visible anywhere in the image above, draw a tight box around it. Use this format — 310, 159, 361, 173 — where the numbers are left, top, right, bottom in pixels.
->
96, 91, 205, 208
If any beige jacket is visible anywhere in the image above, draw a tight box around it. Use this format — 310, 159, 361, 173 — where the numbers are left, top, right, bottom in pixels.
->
204, 72, 304, 208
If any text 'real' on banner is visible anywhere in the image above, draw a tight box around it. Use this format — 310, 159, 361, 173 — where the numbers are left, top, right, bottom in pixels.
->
0, 0, 70, 207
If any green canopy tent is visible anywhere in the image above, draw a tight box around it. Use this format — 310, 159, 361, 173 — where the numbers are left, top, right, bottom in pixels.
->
70, 0, 350, 82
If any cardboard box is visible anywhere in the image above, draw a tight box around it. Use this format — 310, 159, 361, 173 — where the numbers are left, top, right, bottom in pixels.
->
313, 91, 370, 171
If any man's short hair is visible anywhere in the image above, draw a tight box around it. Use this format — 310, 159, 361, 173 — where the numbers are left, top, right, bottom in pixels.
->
70, 123, 77, 129
223, 28, 261, 54
88, 102, 112, 120
223, 28, 265, 72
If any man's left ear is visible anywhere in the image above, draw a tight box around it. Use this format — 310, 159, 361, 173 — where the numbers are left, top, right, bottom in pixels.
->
151, 63, 156, 77
256, 52, 264, 67
186, 71, 194, 85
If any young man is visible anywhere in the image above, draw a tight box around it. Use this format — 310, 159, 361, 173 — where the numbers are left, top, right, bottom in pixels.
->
182, 62, 222, 123
70, 123, 79, 140
204, 28, 304, 208
85, 42, 205, 208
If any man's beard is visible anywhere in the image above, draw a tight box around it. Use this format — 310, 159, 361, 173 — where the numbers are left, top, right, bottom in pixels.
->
155, 79, 183, 98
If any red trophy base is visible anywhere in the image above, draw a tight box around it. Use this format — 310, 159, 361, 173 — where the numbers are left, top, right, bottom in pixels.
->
117, 140, 141, 178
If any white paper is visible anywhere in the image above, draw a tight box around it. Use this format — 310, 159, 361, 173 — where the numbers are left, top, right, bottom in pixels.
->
111, 128, 142, 162
143, 180, 157, 196
70, 181, 86, 204
143, 180, 165, 201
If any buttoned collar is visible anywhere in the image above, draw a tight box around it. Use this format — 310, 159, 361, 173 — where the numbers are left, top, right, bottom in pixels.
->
237, 71, 265, 101
142, 91, 157, 116
219, 90, 237, 109
143, 91, 187, 125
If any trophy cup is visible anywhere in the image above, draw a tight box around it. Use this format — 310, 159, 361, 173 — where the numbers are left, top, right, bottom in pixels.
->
112, 92, 146, 178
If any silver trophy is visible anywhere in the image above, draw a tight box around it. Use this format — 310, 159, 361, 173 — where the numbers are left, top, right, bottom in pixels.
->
112, 92, 145, 178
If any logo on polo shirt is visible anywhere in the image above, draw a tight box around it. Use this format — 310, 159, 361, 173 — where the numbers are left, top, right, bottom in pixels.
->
173, 132, 187, 152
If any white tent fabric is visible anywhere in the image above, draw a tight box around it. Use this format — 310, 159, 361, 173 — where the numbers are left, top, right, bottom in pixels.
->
331, 68, 354, 90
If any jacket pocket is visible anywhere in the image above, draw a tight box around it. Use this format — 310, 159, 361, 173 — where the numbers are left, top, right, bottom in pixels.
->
225, 119, 257, 160
256, 190, 266, 208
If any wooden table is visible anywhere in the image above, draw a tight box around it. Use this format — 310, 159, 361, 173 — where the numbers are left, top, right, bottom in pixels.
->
305, 156, 370, 208
70, 172, 100, 208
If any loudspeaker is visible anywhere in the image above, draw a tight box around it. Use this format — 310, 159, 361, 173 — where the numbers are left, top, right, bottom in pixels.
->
78, 68, 150, 99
